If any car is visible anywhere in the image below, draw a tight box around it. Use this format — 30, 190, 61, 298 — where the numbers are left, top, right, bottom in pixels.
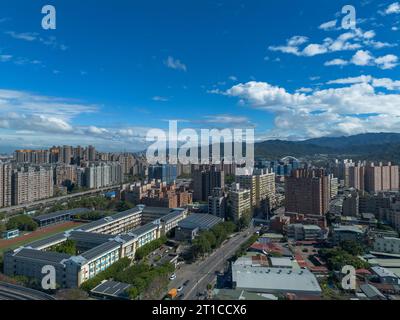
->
177, 293, 184, 300
177, 286, 184, 292
169, 273, 177, 280
183, 280, 190, 286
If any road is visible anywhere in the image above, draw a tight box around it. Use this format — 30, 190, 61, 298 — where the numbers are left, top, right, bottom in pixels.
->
0, 282, 55, 300
168, 227, 255, 300
0, 185, 121, 215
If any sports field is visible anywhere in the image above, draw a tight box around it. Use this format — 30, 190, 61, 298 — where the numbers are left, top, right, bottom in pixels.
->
0, 221, 83, 255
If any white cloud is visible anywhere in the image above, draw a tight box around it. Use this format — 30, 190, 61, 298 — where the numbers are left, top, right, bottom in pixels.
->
351, 49, 374, 66
164, 56, 187, 72
5, 31, 67, 50
324, 58, 349, 66
327, 75, 400, 90
152, 96, 169, 102
296, 87, 313, 93
287, 36, 309, 46
302, 43, 328, 56
319, 20, 337, 31
219, 80, 400, 139
383, 2, 400, 15
375, 54, 399, 69
268, 28, 395, 58
326, 50, 399, 69
5, 31, 37, 41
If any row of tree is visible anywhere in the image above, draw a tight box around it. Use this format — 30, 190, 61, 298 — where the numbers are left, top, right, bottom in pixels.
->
189, 221, 237, 260
135, 236, 168, 261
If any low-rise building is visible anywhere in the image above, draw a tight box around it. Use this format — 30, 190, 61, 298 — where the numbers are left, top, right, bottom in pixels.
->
231, 262, 322, 296
374, 236, 400, 254
175, 213, 222, 241
332, 225, 365, 244
287, 224, 322, 241
371, 266, 400, 285
3, 205, 184, 289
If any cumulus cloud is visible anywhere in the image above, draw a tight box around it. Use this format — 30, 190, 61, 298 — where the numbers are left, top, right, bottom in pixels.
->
0, 89, 154, 151
325, 50, 398, 69
218, 80, 400, 139
327, 75, 400, 90
382, 2, 400, 15
268, 28, 395, 58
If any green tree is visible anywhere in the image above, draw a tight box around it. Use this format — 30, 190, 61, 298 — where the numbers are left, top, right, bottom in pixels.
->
339, 240, 365, 256
6, 215, 38, 232
54, 240, 77, 255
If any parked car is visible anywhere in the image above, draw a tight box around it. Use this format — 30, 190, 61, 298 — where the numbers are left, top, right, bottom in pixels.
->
183, 280, 190, 286
177, 286, 183, 292
169, 273, 177, 281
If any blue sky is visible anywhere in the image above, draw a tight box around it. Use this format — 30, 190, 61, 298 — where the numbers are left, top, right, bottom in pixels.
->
0, 0, 399, 151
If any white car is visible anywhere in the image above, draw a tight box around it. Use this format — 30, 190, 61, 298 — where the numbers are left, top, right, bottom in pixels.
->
169, 273, 176, 281
177, 286, 183, 292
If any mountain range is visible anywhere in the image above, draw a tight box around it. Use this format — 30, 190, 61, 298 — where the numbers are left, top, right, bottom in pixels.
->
254, 133, 400, 161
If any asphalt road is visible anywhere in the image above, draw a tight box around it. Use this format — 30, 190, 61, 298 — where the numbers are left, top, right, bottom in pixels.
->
0, 281, 55, 300
168, 227, 255, 300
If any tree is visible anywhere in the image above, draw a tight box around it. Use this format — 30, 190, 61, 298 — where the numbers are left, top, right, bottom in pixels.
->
116, 200, 134, 212
6, 215, 38, 232
339, 240, 365, 256
237, 212, 251, 231
54, 240, 77, 255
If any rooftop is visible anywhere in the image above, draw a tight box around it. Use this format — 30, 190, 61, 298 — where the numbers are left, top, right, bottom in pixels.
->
13, 248, 71, 264
178, 213, 222, 230
232, 265, 321, 294
371, 266, 399, 279
80, 240, 120, 261
34, 208, 89, 222
91, 280, 131, 299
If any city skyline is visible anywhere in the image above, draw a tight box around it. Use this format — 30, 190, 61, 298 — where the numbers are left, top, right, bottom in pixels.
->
0, 0, 399, 152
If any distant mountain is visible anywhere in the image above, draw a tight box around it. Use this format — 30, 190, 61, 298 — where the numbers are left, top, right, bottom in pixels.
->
254, 133, 400, 161
254, 140, 334, 159
306, 133, 400, 148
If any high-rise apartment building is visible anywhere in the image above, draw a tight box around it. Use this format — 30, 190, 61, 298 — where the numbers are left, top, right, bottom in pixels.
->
14, 150, 50, 164
12, 166, 54, 205
228, 184, 251, 222
87, 145, 96, 162
335, 160, 399, 193
208, 187, 226, 219
235, 169, 275, 213
285, 169, 330, 216
85, 162, 122, 189
193, 166, 224, 201
342, 189, 359, 217
0, 163, 12, 208
148, 164, 177, 184
329, 174, 339, 199
365, 162, 399, 193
